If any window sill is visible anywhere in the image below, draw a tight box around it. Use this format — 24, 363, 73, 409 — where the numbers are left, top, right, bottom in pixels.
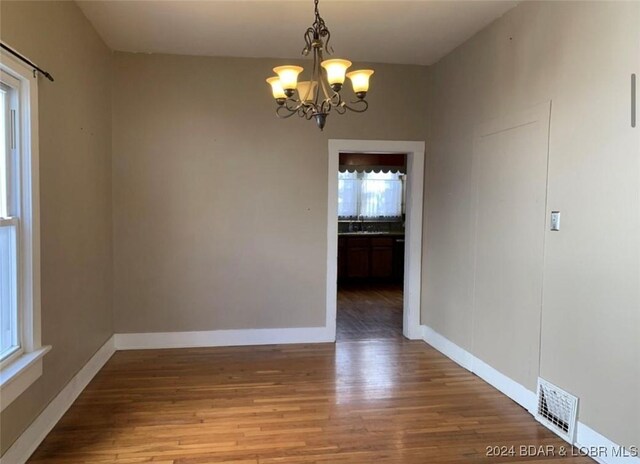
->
0, 346, 51, 411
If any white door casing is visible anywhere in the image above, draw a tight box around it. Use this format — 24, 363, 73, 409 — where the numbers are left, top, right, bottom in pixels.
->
327, 139, 425, 340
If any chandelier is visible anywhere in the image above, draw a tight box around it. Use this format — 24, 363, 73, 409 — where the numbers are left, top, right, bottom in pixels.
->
265, 0, 374, 130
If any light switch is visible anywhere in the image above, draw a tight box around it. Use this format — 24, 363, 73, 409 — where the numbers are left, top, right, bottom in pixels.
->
550, 211, 561, 231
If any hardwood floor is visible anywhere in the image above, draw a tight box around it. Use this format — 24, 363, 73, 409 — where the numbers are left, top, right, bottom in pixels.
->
28, 337, 593, 463
336, 282, 403, 341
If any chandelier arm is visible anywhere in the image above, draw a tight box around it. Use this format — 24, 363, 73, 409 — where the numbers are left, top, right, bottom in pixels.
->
329, 91, 342, 107
334, 102, 347, 115
300, 74, 312, 103
320, 83, 332, 103
276, 105, 300, 119
304, 106, 315, 120
311, 47, 322, 108
283, 98, 304, 113
302, 27, 315, 56
317, 51, 333, 103
322, 99, 335, 115
322, 29, 332, 55
341, 99, 369, 113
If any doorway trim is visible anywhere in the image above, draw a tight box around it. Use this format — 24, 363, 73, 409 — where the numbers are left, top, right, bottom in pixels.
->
326, 139, 425, 340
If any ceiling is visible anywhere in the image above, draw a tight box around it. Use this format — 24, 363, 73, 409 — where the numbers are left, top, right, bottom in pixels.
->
77, 0, 519, 66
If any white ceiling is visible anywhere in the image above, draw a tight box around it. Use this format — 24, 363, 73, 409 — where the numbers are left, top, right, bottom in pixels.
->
77, 0, 519, 66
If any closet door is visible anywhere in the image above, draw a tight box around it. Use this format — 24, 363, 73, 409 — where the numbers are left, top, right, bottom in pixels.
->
471, 103, 551, 391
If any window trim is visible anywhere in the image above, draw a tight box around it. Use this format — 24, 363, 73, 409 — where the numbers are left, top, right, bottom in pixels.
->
0, 49, 49, 412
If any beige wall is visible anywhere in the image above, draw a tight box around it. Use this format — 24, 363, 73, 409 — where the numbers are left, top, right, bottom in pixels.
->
112, 52, 428, 333
0, 1, 113, 454
422, 0, 640, 448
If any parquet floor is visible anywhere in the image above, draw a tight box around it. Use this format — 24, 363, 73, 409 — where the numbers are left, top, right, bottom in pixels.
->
27, 285, 593, 463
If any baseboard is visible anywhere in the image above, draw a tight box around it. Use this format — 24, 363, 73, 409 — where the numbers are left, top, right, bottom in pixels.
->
1, 335, 116, 464
420, 325, 639, 464
471, 355, 538, 414
114, 326, 334, 350
421, 325, 475, 371
575, 423, 640, 464
421, 325, 537, 413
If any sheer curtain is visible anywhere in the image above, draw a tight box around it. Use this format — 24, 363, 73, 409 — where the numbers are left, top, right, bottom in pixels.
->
338, 171, 359, 217
360, 171, 403, 217
338, 171, 403, 218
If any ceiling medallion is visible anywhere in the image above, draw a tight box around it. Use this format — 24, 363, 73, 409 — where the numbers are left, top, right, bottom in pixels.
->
265, 0, 374, 130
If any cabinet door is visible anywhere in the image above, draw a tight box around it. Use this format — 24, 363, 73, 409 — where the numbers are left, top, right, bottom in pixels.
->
338, 238, 347, 279
371, 246, 393, 278
347, 247, 370, 278
393, 239, 405, 281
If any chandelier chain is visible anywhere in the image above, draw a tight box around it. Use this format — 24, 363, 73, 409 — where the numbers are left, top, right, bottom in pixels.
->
303, 0, 332, 56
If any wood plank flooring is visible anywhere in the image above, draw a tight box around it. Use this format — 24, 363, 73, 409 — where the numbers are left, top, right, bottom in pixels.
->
336, 282, 403, 341
28, 286, 592, 463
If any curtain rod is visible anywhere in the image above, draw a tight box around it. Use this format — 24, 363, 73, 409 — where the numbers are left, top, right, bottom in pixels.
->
1, 42, 54, 82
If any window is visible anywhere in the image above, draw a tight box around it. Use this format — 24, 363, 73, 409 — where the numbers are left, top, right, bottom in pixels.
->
0, 51, 48, 412
1, 75, 20, 363
338, 171, 404, 218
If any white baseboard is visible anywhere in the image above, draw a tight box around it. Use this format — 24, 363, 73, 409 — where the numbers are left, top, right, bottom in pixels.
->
1, 335, 116, 464
472, 355, 538, 414
421, 325, 537, 413
114, 326, 334, 350
575, 423, 640, 464
420, 325, 639, 464
421, 325, 475, 371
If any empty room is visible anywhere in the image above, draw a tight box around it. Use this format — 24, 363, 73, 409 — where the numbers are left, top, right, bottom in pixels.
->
0, 1, 638, 463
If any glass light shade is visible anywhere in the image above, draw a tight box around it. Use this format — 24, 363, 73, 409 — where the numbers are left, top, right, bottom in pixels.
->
347, 69, 374, 93
266, 77, 286, 99
273, 65, 304, 90
321, 59, 352, 85
297, 81, 318, 102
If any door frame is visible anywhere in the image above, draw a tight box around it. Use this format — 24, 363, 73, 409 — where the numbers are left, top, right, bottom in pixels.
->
326, 139, 425, 340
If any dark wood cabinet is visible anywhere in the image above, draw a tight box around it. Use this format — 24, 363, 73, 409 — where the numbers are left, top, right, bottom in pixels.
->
371, 237, 394, 278
337, 237, 347, 279
347, 238, 370, 278
393, 238, 405, 281
338, 235, 403, 281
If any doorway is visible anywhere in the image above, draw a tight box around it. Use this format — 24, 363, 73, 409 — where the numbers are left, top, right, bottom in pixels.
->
326, 140, 425, 341
336, 152, 406, 340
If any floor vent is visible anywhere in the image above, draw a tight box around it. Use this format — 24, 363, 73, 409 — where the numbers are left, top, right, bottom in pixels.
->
535, 378, 579, 443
